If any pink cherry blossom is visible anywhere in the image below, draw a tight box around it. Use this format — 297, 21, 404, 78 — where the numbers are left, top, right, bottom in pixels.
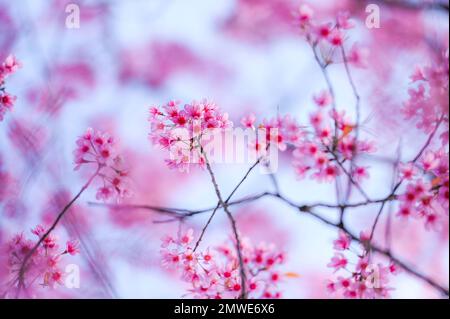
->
313, 90, 332, 108
149, 99, 233, 172
74, 128, 131, 202
65, 239, 80, 256
327, 232, 398, 299
160, 229, 287, 299
347, 43, 369, 68
0, 55, 21, 122
240, 113, 256, 129
333, 231, 351, 251
5, 226, 78, 292
327, 253, 348, 272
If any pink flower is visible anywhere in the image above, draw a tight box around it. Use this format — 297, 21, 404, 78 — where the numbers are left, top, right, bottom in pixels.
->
333, 231, 351, 251
7, 226, 78, 290
313, 90, 332, 108
309, 111, 323, 128
397, 205, 413, 218
328, 29, 344, 46
0, 92, 17, 121
317, 23, 332, 39
356, 256, 369, 274
149, 99, 233, 172
326, 280, 337, 293
337, 276, 352, 289
327, 253, 348, 272
297, 4, 314, 25
160, 229, 285, 299
421, 151, 439, 171
388, 262, 400, 275
96, 186, 113, 201
347, 43, 369, 68
314, 165, 340, 183
359, 230, 370, 243
179, 228, 194, 246
74, 128, 131, 202
185, 102, 203, 120
43, 235, 57, 250
337, 11, 355, 30
1, 54, 22, 76
31, 225, 46, 237
240, 113, 256, 129
1, 92, 16, 108
149, 106, 163, 118
66, 239, 80, 256
353, 166, 370, 182
400, 163, 418, 180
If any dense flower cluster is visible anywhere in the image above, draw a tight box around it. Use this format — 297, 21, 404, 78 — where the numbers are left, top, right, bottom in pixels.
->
6, 225, 79, 290
0, 55, 21, 121
74, 128, 131, 201
148, 100, 233, 172
402, 52, 449, 145
292, 93, 375, 182
327, 231, 399, 299
161, 229, 287, 299
396, 149, 449, 230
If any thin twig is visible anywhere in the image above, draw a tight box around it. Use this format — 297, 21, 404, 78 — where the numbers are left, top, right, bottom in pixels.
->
368, 115, 444, 242
17, 167, 100, 291
202, 157, 248, 299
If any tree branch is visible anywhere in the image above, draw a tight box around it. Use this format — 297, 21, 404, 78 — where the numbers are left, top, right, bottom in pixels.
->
17, 167, 100, 291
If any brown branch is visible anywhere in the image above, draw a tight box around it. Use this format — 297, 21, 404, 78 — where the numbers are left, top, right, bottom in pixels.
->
17, 167, 100, 291
326, 146, 371, 201
89, 186, 448, 296
269, 192, 449, 297
193, 159, 261, 252
89, 191, 396, 219
368, 115, 445, 242
340, 44, 362, 202
202, 157, 248, 299
310, 43, 338, 139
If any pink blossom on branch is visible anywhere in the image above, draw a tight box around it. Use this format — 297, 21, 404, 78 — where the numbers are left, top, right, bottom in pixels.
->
395, 149, 449, 230
402, 51, 449, 144
7, 128, 130, 295
3, 226, 78, 296
160, 229, 288, 299
148, 100, 233, 172
327, 231, 399, 299
0, 54, 21, 121
292, 97, 375, 183
74, 128, 131, 202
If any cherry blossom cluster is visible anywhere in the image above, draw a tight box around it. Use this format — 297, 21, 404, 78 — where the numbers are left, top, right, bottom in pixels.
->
0, 55, 21, 122
402, 51, 449, 145
292, 93, 375, 182
74, 128, 131, 201
396, 149, 449, 230
240, 94, 375, 183
296, 4, 369, 68
148, 100, 233, 172
6, 225, 79, 291
160, 229, 287, 299
241, 113, 303, 153
327, 231, 399, 299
